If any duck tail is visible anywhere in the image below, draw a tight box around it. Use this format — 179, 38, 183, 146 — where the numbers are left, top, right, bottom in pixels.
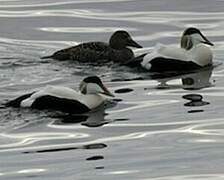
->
4, 93, 34, 107
123, 53, 148, 67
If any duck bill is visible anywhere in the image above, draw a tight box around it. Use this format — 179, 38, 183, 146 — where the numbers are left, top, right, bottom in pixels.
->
127, 38, 142, 48
100, 84, 115, 97
200, 33, 214, 46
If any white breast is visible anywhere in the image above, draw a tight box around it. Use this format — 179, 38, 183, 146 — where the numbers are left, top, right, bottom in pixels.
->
188, 44, 213, 66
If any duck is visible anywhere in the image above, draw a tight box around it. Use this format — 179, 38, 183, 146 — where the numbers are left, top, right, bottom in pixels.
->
5, 76, 114, 114
128, 27, 214, 72
41, 30, 142, 64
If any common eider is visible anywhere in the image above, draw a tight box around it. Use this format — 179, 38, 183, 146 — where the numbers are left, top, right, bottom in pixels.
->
41, 30, 142, 64
5, 76, 114, 114
129, 27, 214, 72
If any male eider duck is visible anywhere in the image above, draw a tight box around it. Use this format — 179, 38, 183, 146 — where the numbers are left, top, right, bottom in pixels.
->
5, 76, 114, 114
139, 27, 214, 72
41, 30, 142, 64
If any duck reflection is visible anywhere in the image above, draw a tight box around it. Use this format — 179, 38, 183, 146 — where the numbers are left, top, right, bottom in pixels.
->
111, 63, 214, 91
53, 101, 117, 128
155, 66, 214, 90
181, 66, 213, 90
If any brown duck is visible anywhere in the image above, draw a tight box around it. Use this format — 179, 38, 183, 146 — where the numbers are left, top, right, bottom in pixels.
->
41, 30, 142, 64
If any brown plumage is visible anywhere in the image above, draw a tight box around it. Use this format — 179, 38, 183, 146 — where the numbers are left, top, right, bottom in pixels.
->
41, 30, 142, 64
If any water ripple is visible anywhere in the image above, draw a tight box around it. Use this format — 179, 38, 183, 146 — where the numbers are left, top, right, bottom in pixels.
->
0, 10, 223, 24
0, 0, 134, 8
0, 132, 89, 149
0, 168, 46, 178
39, 27, 137, 33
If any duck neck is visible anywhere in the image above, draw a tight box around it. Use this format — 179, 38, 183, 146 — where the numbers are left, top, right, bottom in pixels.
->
109, 39, 125, 50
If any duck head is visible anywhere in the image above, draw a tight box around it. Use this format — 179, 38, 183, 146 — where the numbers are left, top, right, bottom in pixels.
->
79, 76, 114, 97
109, 30, 142, 50
181, 27, 214, 50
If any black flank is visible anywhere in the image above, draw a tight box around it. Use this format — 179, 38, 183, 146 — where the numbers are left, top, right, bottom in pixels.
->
31, 95, 90, 114
149, 57, 202, 72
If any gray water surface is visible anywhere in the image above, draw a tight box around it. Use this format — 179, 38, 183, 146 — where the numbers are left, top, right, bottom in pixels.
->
0, 0, 224, 179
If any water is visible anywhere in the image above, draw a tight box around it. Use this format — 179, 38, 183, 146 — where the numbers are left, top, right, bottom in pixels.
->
0, 0, 224, 179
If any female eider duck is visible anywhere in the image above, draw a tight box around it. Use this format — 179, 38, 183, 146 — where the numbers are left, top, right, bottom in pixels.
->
140, 27, 214, 72
41, 30, 142, 64
5, 76, 114, 114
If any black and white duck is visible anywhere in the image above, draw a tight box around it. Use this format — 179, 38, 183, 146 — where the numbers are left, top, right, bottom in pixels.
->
129, 27, 214, 72
5, 76, 114, 114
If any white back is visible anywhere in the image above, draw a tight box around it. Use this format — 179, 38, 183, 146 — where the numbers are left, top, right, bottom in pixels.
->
21, 85, 106, 109
141, 36, 213, 70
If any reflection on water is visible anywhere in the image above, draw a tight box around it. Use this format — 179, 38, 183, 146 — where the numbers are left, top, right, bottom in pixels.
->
53, 107, 112, 128
86, 155, 104, 161
39, 27, 137, 33
149, 174, 224, 180
182, 67, 213, 90
0, 0, 134, 8
0, 168, 46, 179
154, 66, 214, 90
24, 143, 107, 154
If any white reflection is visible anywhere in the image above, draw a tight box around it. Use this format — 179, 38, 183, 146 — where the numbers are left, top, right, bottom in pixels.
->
143, 173, 224, 180
0, 36, 77, 48
0, 132, 89, 148
109, 100, 179, 114
183, 120, 224, 136
18, 168, 46, 174
106, 170, 139, 175
0, 118, 223, 153
0, 168, 46, 177
39, 27, 136, 33
195, 139, 217, 143
0, 0, 21, 1
0, 0, 134, 8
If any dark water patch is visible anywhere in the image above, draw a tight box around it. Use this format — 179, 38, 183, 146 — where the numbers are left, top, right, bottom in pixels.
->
114, 88, 133, 94
183, 94, 203, 101
84, 143, 107, 149
23, 143, 107, 154
184, 101, 210, 107
52, 114, 88, 125
183, 94, 210, 107
86, 155, 104, 161
81, 120, 109, 127
95, 166, 104, 169
188, 110, 204, 113
114, 118, 129, 121
23, 147, 80, 154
